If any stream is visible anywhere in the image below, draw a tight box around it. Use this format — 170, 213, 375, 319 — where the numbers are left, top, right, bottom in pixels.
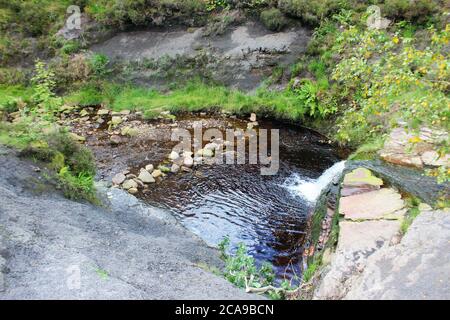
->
134, 118, 346, 281
71, 110, 347, 282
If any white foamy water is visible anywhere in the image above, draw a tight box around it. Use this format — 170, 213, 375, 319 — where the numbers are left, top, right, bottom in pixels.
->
284, 161, 346, 203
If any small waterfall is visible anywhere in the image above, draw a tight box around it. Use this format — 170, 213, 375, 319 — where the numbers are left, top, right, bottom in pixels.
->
284, 161, 346, 203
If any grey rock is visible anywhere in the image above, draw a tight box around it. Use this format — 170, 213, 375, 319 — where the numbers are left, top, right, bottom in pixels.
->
112, 173, 126, 185
138, 170, 155, 184
0, 146, 260, 299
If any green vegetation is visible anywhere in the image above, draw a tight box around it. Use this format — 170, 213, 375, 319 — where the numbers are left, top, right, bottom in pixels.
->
218, 236, 297, 299
65, 80, 325, 120
260, 8, 287, 31
0, 60, 97, 204
400, 197, 422, 234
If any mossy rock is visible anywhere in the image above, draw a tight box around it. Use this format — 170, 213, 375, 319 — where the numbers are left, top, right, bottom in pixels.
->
343, 168, 383, 188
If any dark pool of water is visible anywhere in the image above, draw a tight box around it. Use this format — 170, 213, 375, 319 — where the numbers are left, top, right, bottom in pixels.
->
138, 117, 343, 282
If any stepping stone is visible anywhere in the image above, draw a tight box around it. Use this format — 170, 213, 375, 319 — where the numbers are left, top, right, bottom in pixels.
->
339, 188, 405, 220
341, 168, 383, 197
343, 168, 383, 188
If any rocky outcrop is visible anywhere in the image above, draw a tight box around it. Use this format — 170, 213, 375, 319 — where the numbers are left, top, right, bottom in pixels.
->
90, 22, 311, 90
0, 146, 260, 299
379, 126, 449, 169
343, 208, 450, 300
314, 166, 450, 300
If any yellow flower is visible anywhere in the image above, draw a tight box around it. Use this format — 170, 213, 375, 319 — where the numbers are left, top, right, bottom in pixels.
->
409, 136, 422, 143
392, 36, 400, 44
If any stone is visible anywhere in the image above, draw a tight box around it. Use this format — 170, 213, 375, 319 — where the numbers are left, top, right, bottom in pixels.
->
110, 135, 122, 145
79, 109, 90, 117
250, 113, 257, 122
338, 220, 401, 250
183, 156, 194, 168
171, 164, 180, 173
380, 152, 423, 168
145, 164, 154, 172
169, 151, 180, 161
120, 110, 131, 115
122, 179, 138, 190
421, 151, 449, 167
97, 109, 110, 116
111, 116, 123, 126
69, 132, 86, 142
151, 169, 163, 178
121, 126, 139, 137
339, 188, 405, 220
138, 169, 155, 183
128, 187, 138, 194
343, 168, 383, 188
202, 149, 214, 158
112, 173, 126, 185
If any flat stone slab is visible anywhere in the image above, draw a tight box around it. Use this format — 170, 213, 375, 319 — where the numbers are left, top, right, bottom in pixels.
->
344, 209, 450, 300
339, 188, 405, 220
338, 220, 401, 252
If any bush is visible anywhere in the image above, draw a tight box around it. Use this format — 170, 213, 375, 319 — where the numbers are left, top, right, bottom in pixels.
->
58, 166, 97, 202
89, 53, 109, 77
278, 0, 345, 26
85, 0, 208, 28
260, 8, 287, 31
381, 0, 440, 24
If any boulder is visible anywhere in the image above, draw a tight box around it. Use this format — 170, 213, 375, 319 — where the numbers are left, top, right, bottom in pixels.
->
111, 116, 123, 126
421, 151, 449, 167
122, 179, 138, 190
152, 169, 163, 178
183, 156, 194, 168
171, 164, 180, 173
110, 135, 122, 145
145, 164, 154, 172
202, 149, 214, 158
112, 173, 126, 185
128, 187, 138, 194
138, 169, 155, 183
79, 109, 90, 117
169, 151, 180, 161
97, 109, 110, 116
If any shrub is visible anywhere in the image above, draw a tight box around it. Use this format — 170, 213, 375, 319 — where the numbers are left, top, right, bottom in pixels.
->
58, 166, 97, 203
381, 0, 440, 24
89, 53, 109, 77
218, 237, 275, 289
278, 0, 345, 26
260, 8, 287, 31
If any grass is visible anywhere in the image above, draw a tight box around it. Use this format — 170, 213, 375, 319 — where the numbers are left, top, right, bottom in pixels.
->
0, 85, 33, 111
400, 197, 422, 235
64, 81, 311, 120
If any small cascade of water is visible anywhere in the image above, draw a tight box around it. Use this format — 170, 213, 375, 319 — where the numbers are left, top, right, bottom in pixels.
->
284, 161, 346, 203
